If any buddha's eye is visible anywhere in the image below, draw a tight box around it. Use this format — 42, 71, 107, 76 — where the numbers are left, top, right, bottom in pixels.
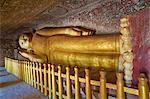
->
22, 42, 23, 45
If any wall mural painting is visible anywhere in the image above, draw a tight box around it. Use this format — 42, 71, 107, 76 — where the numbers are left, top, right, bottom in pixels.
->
129, 8, 150, 86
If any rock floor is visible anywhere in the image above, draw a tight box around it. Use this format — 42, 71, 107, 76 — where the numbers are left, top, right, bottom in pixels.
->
0, 67, 48, 99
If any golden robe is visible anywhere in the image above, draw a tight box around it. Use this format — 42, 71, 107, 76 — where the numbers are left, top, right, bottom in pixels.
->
31, 33, 120, 71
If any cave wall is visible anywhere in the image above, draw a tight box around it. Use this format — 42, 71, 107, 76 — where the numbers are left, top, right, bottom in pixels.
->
129, 8, 150, 85
0, 38, 17, 66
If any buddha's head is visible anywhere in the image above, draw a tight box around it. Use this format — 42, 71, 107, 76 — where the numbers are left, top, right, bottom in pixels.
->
120, 17, 129, 28
19, 33, 33, 49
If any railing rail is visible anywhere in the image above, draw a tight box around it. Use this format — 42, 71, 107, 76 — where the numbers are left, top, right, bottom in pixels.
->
5, 57, 150, 99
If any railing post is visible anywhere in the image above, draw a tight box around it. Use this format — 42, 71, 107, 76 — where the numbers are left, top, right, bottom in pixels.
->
23, 61, 26, 81
6, 58, 8, 71
18, 61, 22, 80
20, 61, 24, 80
28, 62, 30, 84
30, 62, 33, 86
28, 62, 31, 85
24, 61, 27, 82
99, 70, 107, 99
43, 64, 48, 95
48, 64, 52, 98
21, 61, 24, 81
138, 73, 149, 99
116, 72, 125, 99
74, 66, 80, 99
25, 61, 28, 83
7, 58, 11, 73
66, 66, 72, 99
36, 62, 40, 90
33, 62, 36, 88
85, 68, 91, 99
58, 65, 63, 99
5, 57, 7, 69
52, 64, 56, 99
7, 58, 10, 73
27, 62, 31, 84
39, 63, 44, 93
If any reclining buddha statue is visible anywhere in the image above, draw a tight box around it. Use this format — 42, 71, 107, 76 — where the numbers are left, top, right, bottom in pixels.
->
19, 17, 133, 84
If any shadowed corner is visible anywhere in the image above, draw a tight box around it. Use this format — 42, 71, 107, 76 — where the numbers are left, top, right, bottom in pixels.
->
0, 80, 22, 88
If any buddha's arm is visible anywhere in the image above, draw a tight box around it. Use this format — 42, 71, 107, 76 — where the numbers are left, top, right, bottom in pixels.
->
19, 50, 47, 63
48, 34, 120, 53
36, 27, 95, 36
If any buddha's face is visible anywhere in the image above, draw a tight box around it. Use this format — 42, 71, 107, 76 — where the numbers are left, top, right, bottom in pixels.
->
120, 17, 129, 28
19, 34, 31, 49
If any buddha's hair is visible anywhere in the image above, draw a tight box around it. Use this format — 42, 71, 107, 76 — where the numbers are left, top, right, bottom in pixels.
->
19, 33, 33, 42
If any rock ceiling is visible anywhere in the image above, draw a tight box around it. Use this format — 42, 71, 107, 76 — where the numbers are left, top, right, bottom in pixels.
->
0, 0, 149, 38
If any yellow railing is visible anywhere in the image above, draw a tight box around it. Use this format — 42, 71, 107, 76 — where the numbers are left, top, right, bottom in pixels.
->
5, 57, 150, 99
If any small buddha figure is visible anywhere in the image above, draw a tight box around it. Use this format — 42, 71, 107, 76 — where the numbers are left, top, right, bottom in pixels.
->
120, 17, 133, 86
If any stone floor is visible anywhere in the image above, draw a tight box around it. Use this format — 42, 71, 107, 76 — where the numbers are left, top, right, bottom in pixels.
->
0, 67, 48, 99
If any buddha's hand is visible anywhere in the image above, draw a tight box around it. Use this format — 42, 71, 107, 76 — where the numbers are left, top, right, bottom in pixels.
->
19, 50, 31, 59
19, 50, 45, 63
